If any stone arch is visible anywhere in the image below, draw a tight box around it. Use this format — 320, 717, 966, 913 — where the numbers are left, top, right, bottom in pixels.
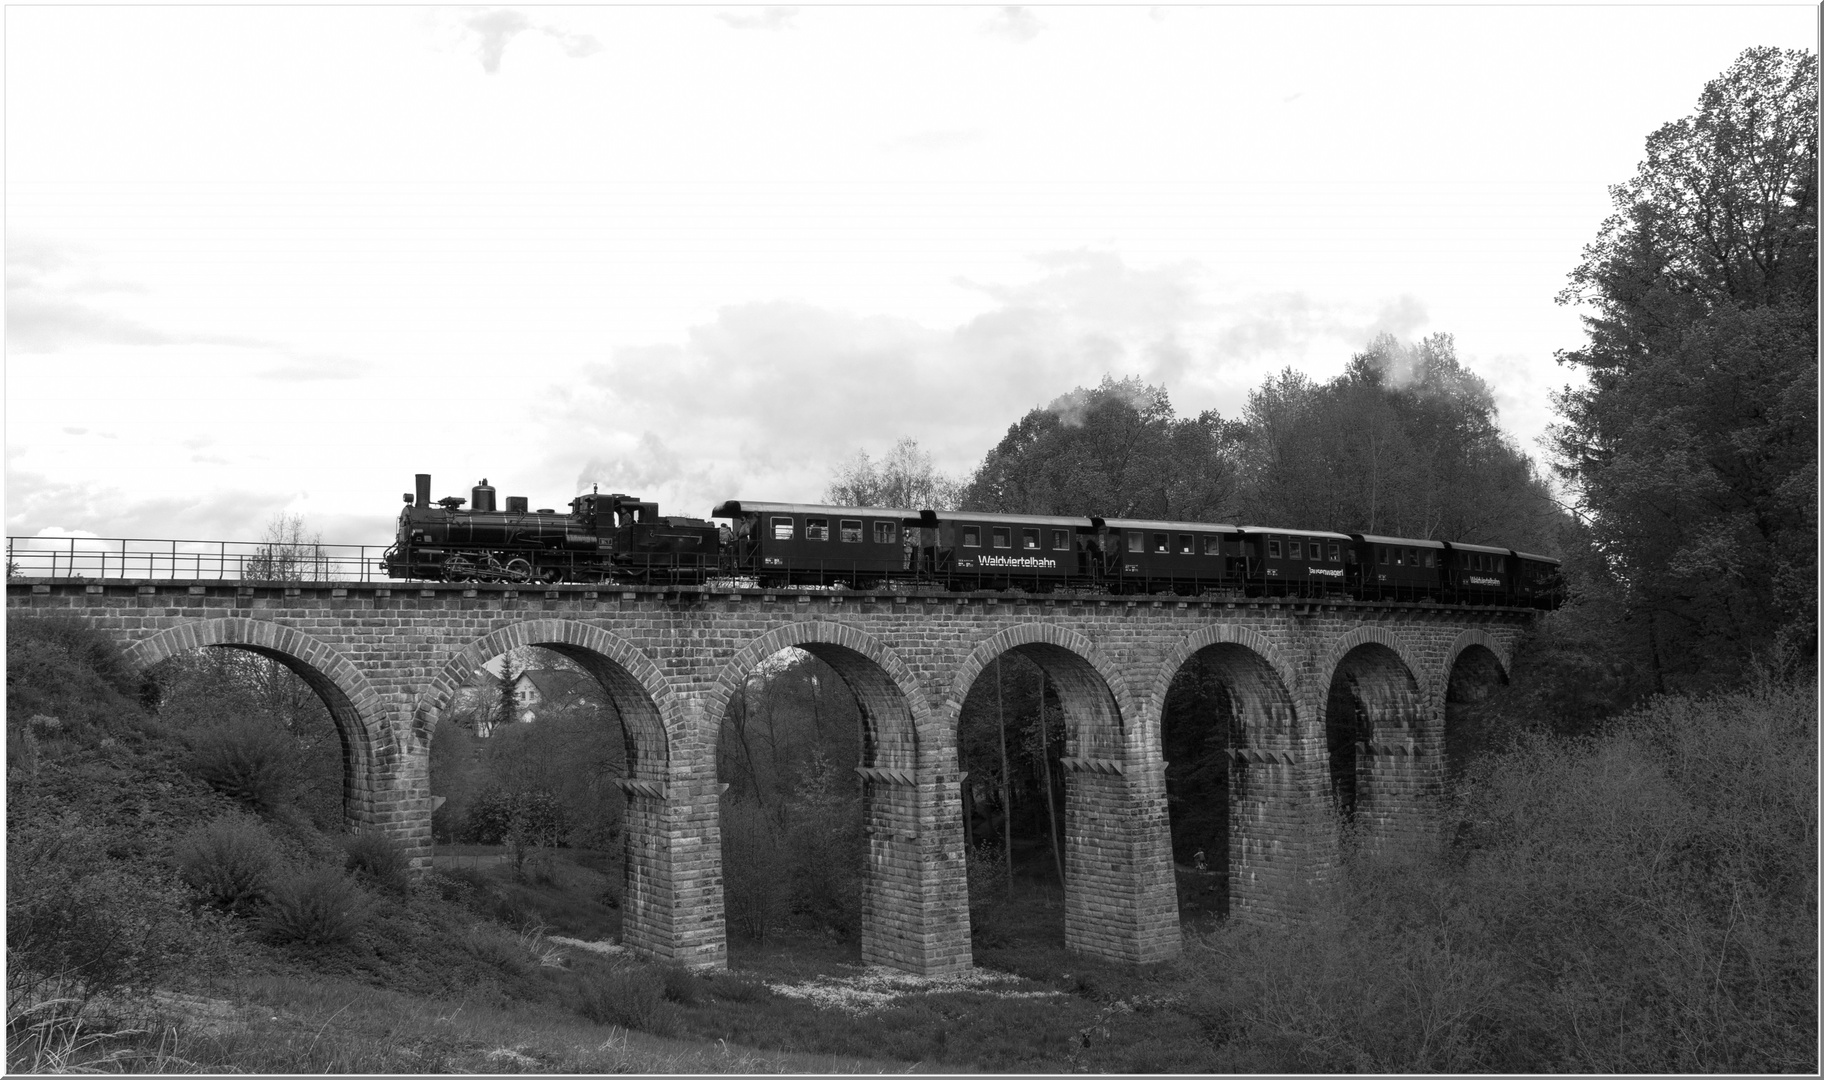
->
1440, 628, 1511, 706
418, 619, 675, 780
1319, 629, 1428, 842
952, 623, 1134, 760
123, 618, 393, 829
706, 619, 937, 768
951, 625, 1176, 963
1150, 628, 1301, 925
1146, 624, 1299, 737
707, 619, 953, 972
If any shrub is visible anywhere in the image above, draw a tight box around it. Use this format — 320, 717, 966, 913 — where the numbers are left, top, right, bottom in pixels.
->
174, 814, 279, 915
461, 786, 566, 847
782, 753, 864, 939
341, 829, 410, 893
187, 722, 299, 813
8, 818, 201, 1006
719, 797, 787, 942
659, 964, 704, 1006
571, 963, 679, 1036
257, 867, 372, 949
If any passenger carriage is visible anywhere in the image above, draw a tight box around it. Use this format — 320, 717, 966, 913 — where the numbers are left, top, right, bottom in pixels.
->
1094, 517, 1243, 594
710, 500, 920, 588
1237, 526, 1356, 597
1348, 534, 1446, 602
926, 510, 1091, 592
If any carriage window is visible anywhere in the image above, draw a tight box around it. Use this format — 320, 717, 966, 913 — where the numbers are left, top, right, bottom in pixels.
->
1051, 529, 1069, 550
806, 518, 830, 541
1127, 531, 1143, 551
1152, 533, 1169, 553
992, 527, 1012, 549
1406, 548, 1419, 567
962, 526, 981, 548
1346, 547, 1358, 564
1204, 536, 1223, 556
1495, 556, 1506, 574
1423, 550, 1436, 568
1289, 540, 1303, 560
840, 519, 862, 542
1022, 528, 1040, 549
771, 516, 794, 541
1379, 547, 1390, 565
1328, 542, 1341, 562
1178, 534, 1194, 554
873, 521, 895, 544
1268, 539, 1283, 559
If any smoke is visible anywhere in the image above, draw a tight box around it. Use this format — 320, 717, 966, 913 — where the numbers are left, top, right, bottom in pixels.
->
716, 7, 798, 31
1044, 375, 1167, 428
467, 9, 531, 74
982, 6, 1044, 42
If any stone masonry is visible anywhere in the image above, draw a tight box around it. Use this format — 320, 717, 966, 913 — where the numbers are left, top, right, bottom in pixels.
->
9, 579, 1530, 973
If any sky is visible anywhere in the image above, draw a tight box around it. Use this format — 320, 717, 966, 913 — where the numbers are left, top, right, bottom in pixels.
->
6, 5, 1816, 548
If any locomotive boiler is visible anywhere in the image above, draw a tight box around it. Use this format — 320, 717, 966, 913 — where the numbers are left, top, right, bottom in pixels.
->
382, 473, 718, 584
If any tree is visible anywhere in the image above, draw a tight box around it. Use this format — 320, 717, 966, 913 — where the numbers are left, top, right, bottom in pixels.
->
244, 513, 326, 582
824, 437, 963, 509
1229, 337, 1564, 553
1551, 47, 1818, 688
960, 375, 1240, 520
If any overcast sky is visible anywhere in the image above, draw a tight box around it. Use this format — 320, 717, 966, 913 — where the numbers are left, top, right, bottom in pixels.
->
6, 5, 1815, 546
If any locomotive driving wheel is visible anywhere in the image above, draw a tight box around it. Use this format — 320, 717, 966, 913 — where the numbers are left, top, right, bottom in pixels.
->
504, 558, 533, 582
442, 554, 473, 582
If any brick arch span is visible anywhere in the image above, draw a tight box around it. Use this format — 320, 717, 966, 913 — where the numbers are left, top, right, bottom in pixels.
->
1144, 624, 1299, 741
1318, 625, 1426, 700
123, 618, 393, 828
706, 620, 935, 769
952, 624, 1134, 759
419, 619, 675, 779
1440, 629, 1511, 706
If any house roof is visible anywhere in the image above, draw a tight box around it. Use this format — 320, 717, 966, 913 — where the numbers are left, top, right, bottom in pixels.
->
513, 668, 596, 704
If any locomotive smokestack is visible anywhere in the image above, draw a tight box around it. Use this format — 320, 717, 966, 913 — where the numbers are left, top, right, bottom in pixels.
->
415, 474, 431, 508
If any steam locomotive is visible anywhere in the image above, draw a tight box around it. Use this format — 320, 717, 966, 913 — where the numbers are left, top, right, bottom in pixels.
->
381, 474, 1563, 608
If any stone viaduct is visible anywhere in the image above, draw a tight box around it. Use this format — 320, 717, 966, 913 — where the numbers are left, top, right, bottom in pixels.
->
8, 578, 1529, 974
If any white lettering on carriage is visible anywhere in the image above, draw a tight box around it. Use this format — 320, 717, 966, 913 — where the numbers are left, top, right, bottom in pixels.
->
979, 555, 1058, 569
1309, 567, 1343, 577
1469, 576, 1501, 586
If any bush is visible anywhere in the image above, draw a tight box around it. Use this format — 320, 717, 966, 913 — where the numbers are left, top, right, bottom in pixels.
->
571, 963, 679, 1036
257, 867, 372, 949
187, 722, 299, 813
174, 814, 279, 915
7, 816, 203, 1006
460, 786, 566, 847
341, 829, 410, 893
719, 797, 787, 942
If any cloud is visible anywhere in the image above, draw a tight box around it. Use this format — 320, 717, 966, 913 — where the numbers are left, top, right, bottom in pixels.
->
716, 7, 798, 31
467, 9, 532, 73
1362, 294, 1429, 343
541, 26, 603, 58
983, 7, 1044, 43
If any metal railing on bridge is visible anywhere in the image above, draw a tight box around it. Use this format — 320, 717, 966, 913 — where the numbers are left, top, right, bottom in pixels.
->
6, 536, 389, 583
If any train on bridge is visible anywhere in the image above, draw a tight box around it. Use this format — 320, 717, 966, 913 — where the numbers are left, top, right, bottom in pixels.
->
381, 473, 1563, 608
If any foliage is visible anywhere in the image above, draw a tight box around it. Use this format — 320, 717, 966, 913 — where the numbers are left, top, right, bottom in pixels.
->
960, 375, 1239, 520
186, 721, 304, 813
571, 962, 681, 1037
257, 867, 373, 949
5, 618, 156, 763
824, 436, 963, 510
1551, 46, 1819, 688
341, 829, 411, 894
149, 647, 344, 829
780, 751, 864, 940
461, 786, 567, 848
720, 797, 789, 942
1236, 336, 1564, 550
243, 511, 328, 582
174, 814, 281, 915
7, 817, 203, 1008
